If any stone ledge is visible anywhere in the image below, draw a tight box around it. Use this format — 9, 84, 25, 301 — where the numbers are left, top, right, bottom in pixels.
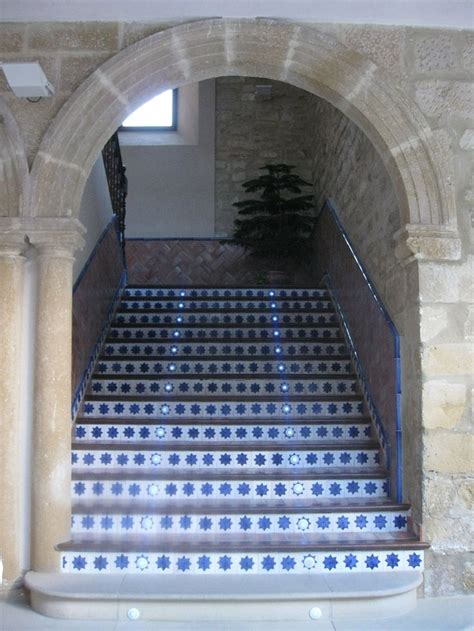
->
25, 571, 422, 621
394, 224, 462, 264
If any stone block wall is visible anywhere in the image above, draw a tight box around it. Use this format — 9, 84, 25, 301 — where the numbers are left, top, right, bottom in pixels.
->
215, 77, 316, 236
418, 256, 473, 595
309, 94, 424, 545
0, 20, 472, 595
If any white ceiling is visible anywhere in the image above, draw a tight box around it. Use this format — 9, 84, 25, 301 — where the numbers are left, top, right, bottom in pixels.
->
1, 0, 472, 28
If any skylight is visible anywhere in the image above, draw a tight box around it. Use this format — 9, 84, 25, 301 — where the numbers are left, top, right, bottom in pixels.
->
121, 89, 177, 129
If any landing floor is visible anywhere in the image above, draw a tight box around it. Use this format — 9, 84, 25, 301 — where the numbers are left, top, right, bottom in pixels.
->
1, 591, 472, 631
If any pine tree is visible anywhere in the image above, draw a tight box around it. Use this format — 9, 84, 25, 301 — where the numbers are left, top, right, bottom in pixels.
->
230, 164, 315, 261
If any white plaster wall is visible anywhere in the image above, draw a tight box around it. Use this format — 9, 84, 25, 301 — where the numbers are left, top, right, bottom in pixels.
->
73, 156, 113, 281
122, 80, 216, 238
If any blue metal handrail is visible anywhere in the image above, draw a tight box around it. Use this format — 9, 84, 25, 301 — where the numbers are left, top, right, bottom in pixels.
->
316, 200, 403, 501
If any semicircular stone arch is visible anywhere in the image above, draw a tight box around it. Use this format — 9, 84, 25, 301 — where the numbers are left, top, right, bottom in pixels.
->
28, 18, 457, 245
0, 98, 29, 219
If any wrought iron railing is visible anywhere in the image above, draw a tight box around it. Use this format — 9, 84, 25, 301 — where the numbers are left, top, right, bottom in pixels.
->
313, 200, 402, 502
102, 131, 127, 260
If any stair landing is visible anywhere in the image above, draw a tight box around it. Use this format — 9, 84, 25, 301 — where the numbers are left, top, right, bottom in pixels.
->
26, 571, 423, 621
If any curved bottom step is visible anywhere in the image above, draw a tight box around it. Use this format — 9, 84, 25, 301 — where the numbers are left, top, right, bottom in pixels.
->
25, 571, 422, 621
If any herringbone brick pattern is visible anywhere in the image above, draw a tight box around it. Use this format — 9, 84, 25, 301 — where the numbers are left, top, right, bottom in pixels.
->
126, 239, 313, 286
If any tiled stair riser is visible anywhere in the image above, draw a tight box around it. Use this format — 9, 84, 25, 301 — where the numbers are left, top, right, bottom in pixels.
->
116, 312, 338, 324
123, 288, 329, 298
94, 359, 354, 376
71, 478, 389, 501
88, 377, 359, 396
120, 300, 333, 311
61, 550, 424, 575
108, 327, 343, 340
102, 342, 348, 356
63, 286, 425, 577
71, 510, 409, 535
73, 421, 371, 443
81, 399, 365, 419
72, 448, 380, 470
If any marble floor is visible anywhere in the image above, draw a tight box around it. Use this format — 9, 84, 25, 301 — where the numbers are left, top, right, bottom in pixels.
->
0, 591, 472, 631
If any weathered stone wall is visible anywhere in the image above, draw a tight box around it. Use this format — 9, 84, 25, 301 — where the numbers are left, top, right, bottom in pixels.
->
215, 77, 315, 236
309, 93, 473, 596
309, 94, 424, 558
0, 20, 472, 595
0, 21, 188, 165
418, 256, 474, 595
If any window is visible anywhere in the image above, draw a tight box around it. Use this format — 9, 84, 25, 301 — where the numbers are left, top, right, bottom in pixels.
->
120, 89, 178, 131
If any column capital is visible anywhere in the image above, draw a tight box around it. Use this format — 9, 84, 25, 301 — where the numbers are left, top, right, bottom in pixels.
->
0, 217, 86, 259
0, 231, 29, 259
394, 223, 462, 266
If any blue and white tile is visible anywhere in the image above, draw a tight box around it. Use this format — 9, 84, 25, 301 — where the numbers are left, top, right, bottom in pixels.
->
93, 359, 354, 376
72, 447, 380, 471
119, 299, 333, 311
102, 341, 349, 357
61, 549, 424, 574
115, 311, 338, 325
71, 477, 388, 502
123, 288, 329, 299
74, 421, 372, 444
71, 509, 409, 536
87, 377, 360, 397
108, 326, 342, 341
81, 398, 366, 419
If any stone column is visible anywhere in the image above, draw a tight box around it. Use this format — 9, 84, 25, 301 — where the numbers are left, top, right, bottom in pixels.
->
28, 223, 84, 573
0, 237, 27, 583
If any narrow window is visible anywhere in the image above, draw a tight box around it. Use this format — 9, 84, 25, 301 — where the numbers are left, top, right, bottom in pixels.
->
120, 89, 178, 131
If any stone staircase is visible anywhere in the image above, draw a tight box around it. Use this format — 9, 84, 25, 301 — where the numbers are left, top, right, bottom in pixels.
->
43, 286, 426, 620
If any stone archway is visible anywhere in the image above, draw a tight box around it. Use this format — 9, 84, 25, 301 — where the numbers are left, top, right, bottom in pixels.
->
11, 18, 463, 576
0, 97, 29, 219
28, 19, 459, 261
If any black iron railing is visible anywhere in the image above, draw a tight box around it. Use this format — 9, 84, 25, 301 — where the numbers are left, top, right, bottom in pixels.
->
102, 131, 127, 259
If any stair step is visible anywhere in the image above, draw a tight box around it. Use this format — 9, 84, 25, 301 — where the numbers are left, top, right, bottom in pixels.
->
71, 504, 410, 536
58, 531, 427, 553
72, 497, 407, 512
25, 571, 424, 620
73, 440, 377, 451
103, 341, 348, 357
72, 444, 380, 473
81, 397, 364, 419
71, 474, 389, 500
74, 420, 372, 443
94, 358, 354, 376
72, 467, 387, 480
108, 326, 343, 341
124, 287, 329, 298
120, 299, 333, 311
115, 311, 338, 324
59, 545, 424, 574
25, 572, 422, 629
87, 376, 359, 398
76, 415, 371, 425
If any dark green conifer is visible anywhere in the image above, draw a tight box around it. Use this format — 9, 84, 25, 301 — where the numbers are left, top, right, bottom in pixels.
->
230, 164, 315, 260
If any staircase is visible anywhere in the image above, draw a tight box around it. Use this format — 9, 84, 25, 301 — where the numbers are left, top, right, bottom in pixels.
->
38, 286, 426, 621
